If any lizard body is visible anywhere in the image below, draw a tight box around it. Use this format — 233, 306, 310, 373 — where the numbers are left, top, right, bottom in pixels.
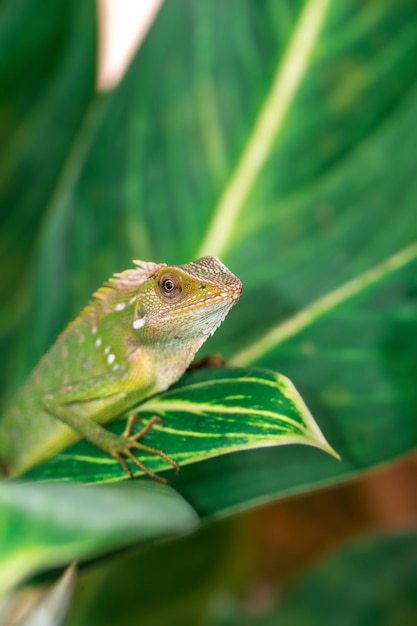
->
0, 256, 241, 481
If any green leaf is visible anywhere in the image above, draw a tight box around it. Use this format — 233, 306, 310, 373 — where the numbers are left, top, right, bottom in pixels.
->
0, 0, 96, 398
24, 367, 337, 483
218, 530, 417, 625
0, 481, 198, 597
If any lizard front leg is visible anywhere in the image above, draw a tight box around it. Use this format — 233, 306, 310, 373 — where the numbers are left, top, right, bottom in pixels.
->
40, 375, 179, 483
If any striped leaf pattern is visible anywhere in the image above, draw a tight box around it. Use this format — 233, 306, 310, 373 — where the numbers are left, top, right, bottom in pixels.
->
25, 367, 338, 482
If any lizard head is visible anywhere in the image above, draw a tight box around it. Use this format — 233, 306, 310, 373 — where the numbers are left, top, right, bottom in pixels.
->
87, 256, 241, 389
132, 256, 242, 344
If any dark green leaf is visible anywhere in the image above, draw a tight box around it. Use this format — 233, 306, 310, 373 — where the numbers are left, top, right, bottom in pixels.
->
0, 0, 96, 399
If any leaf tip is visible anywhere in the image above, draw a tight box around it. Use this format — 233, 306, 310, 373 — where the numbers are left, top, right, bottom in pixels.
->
321, 441, 342, 461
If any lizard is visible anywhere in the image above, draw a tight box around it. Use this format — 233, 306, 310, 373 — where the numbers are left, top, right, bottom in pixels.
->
0, 256, 242, 483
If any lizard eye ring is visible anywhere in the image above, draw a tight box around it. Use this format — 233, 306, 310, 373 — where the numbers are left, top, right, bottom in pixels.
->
159, 273, 182, 299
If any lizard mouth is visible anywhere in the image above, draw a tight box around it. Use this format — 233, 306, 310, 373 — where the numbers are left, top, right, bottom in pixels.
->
173, 287, 241, 314
166, 290, 240, 338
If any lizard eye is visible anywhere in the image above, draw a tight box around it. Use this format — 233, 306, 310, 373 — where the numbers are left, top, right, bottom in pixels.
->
159, 273, 182, 299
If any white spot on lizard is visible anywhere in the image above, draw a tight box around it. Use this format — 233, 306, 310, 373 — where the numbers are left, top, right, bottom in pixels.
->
107, 353, 115, 365
115, 302, 125, 311
133, 317, 145, 330
95, 337, 102, 348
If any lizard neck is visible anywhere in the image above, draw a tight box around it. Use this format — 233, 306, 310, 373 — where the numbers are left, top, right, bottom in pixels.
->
149, 336, 206, 393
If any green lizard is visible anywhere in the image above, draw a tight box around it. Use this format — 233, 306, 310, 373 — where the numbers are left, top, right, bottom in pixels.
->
0, 256, 242, 483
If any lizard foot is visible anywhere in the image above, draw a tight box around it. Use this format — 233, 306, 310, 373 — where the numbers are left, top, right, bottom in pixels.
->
110, 415, 179, 483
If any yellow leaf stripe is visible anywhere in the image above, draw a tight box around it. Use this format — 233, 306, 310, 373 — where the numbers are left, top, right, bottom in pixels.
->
231, 241, 417, 366
198, 0, 332, 258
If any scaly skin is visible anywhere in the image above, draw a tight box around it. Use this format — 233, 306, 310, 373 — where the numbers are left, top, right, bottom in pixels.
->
0, 257, 242, 481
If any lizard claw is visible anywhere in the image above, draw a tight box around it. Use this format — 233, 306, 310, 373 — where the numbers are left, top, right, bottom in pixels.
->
122, 414, 164, 440
113, 415, 179, 481
113, 449, 170, 484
